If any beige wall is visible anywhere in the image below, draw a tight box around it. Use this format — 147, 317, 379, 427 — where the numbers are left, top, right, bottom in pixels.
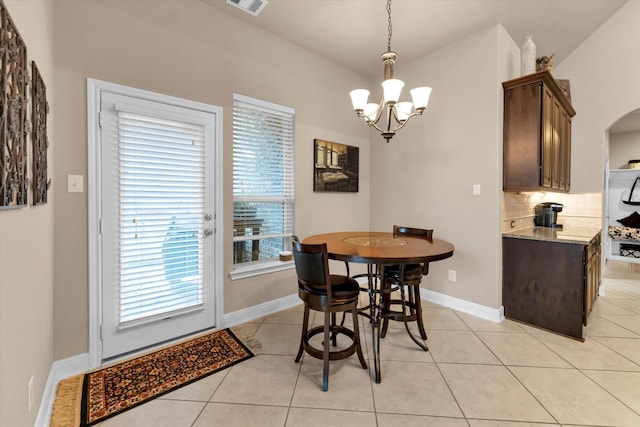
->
52, 0, 371, 359
610, 130, 640, 170
369, 25, 519, 310
0, 1, 55, 426
555, 1, 640, 193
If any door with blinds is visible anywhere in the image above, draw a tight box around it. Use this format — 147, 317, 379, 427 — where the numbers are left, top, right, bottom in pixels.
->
100, 92, 217, 360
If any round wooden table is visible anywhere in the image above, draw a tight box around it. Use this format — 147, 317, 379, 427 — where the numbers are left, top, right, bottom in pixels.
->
304, 231, 454, 383
304, 231, 454, 265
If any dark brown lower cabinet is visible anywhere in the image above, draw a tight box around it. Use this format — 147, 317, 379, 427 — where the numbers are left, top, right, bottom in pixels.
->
502, 234, 601, 340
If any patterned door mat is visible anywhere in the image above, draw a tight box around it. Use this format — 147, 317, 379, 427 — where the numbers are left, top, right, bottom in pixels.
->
50, 328, 254, 426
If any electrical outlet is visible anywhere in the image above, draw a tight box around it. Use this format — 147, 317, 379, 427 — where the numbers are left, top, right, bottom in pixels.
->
28, 375, 34, 411
448, 270, 456, 282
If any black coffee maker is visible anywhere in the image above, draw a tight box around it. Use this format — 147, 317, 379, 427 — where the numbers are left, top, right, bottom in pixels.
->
534, 202, 564, 228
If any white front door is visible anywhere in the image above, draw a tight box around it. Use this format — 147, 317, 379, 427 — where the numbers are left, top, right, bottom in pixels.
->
98, 90, 218, 360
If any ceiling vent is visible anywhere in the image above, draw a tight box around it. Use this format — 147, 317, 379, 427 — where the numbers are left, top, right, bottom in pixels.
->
225, 0, 268, 16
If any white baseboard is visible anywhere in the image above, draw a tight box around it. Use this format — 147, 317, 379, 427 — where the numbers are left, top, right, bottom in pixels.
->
223, 293, 300, 328
422, 289, 504, 323
221, 286, 504, 325
36, 353, 90, 427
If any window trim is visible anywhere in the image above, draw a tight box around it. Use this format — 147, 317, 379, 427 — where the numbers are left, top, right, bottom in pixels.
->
229, 258, 294, 281
231, 93, 295, 277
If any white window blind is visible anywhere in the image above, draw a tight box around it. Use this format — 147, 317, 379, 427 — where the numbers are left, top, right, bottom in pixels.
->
117, 110, 206, 324
232, 94, 295, 265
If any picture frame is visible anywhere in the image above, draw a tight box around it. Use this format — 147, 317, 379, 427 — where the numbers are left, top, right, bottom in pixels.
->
313, 139, 359, 192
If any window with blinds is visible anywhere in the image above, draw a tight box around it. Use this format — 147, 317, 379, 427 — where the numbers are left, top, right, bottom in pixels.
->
232, 94, 295, 265
118, 110, 205, 324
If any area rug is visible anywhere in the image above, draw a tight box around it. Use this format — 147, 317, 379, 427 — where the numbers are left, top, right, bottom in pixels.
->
50, 328, 255, 427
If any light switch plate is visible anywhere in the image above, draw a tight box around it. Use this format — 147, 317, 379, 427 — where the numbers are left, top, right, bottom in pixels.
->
472, 184, 481, 196
67, 174, 83, 193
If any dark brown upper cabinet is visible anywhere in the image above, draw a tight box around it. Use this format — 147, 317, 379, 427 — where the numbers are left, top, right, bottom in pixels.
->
503, 70, 576, 192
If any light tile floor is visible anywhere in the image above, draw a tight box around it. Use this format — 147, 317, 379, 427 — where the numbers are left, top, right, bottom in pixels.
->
96, 261, 640, 426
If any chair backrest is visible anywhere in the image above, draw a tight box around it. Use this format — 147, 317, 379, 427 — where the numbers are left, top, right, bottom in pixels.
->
393, 225, 433, 275
393, 225, 433, 240
291, 238, 333, 298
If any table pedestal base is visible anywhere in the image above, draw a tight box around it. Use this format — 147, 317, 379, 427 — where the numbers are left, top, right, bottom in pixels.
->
358, 264, 428, 383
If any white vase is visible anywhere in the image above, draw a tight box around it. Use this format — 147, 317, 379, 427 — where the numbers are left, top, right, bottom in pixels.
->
521, 35, 536, 76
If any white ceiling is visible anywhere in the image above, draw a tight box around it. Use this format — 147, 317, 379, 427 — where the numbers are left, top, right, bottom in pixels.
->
204, 0, 625, 79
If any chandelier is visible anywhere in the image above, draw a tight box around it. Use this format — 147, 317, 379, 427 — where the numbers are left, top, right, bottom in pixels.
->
349, 0, 432, 142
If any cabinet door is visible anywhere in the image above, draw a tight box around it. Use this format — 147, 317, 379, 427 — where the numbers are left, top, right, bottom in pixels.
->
585, 253, 594, 325
564, 114, 572, 191
558, 107, 568, 190
584, 237, 602, 326
503, 83, 543, 191
551, 96, 563, 190
541, 86, 554, 188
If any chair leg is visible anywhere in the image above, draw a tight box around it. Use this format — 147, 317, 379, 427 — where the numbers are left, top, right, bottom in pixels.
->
331, 312, 337, 346
413, 285, 428, 340
296, 305, 310, 363
352, 305, 368, 369
322, 311, 331, 392
380, 279, 392, 338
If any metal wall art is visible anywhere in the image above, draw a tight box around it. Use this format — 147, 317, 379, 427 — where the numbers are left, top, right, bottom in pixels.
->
0, 2, 29, 208
31, 61, 49, 205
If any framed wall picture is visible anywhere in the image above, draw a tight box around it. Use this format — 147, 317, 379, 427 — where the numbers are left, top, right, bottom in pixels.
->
313, 139, 359, 192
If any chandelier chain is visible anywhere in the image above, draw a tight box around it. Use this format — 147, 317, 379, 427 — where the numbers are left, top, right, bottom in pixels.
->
387, 0, 392, 52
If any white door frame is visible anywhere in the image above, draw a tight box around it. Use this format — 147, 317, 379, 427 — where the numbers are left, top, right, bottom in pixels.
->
87, 78, 224, 367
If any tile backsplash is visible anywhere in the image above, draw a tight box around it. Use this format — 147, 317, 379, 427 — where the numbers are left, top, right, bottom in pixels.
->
502, 191, 602, 232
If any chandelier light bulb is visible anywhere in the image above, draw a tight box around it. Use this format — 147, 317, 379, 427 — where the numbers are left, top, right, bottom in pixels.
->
395, 102, 413, 122
349, 89, 370, 111
381, 79, 404, 104
364, 103, 380, 121
410, 87, 432, 111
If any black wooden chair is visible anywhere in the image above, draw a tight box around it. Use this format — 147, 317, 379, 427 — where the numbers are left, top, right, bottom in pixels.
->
380, 225, 433, 342
292, 237, 368, 391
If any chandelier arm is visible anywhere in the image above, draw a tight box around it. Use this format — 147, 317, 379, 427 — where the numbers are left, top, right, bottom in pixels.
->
391, 108, 424, 125
365, 118, 386, 134
370, 95, 385, 125
389, 117, 410, 134
389, 110, 424, 133
390, 105, 402, 123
